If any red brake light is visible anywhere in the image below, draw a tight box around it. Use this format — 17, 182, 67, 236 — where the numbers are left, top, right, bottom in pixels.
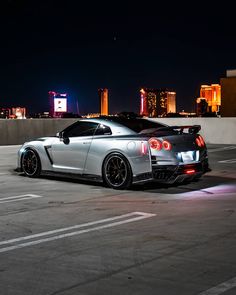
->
185, 169, 195, 174
162, 140, 172, 151
148, 138, 162, 150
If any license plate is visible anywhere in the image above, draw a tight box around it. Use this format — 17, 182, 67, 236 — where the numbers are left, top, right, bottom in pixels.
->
181, 151, 194, 163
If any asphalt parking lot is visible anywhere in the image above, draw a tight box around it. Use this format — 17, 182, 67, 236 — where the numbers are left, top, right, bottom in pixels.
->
1, 144, 236, 295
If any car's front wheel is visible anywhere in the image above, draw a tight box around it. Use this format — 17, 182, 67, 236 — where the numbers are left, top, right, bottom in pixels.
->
21, 148, 41, 177
102, 153, 132, 189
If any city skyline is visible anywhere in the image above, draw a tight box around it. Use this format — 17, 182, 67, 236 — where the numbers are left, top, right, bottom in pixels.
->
0, 2, 235, 114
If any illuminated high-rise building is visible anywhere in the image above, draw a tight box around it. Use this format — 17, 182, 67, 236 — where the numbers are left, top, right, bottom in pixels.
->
140, 88, 148, 116
198, 84, 221, 114
98, 88, 108, 116
140, 88, 176, 117
48, 91, 68, 117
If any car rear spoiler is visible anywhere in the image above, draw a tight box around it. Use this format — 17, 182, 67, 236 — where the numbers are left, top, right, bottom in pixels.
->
156, 125, 201, 134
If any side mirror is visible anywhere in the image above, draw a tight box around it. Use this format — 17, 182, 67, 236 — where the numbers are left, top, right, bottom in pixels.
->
63, 137, 70, 145
57, 131, 69, 144
56, 131, 64, 139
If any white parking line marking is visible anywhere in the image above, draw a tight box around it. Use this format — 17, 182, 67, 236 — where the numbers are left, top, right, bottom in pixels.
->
0, 194, 43, 204
208, 146, 236, 153
218, 159, 236, 163
0, 212, 156, 253
198, 276, 236, 295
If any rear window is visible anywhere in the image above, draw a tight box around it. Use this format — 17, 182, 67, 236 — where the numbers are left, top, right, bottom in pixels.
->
94, 124, 112, 135
108, 118, 166, 133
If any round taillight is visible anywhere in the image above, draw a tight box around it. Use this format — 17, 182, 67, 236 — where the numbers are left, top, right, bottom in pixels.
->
148, 138, 162, 150
198, 135, 205, 146
196, 137, 201, 147
196, 135, 205, 147
162, 140, 172, 151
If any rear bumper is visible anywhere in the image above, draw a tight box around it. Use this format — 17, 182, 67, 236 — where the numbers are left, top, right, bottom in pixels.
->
152, 160, 209, 184
132, 158, 209, 185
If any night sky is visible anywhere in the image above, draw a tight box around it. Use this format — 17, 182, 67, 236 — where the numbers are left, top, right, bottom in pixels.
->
0, 1, 235, 115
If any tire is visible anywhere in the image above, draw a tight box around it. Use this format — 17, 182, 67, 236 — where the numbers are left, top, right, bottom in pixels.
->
21, 148, 41, 178
102, 153, 132, 189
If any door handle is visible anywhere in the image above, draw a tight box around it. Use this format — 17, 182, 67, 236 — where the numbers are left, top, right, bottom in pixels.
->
83, 141, 90, 144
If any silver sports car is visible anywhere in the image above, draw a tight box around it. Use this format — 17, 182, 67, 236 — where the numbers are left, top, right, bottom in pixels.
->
17, 117, 209, 189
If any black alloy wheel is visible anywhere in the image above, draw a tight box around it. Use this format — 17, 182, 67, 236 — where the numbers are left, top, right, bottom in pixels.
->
103, 153, 132, 189
21, 149, 41, 177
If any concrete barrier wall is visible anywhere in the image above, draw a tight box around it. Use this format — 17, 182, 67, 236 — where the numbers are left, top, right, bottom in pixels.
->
0, 118, 236, 145
0, 119, 78, 145
149, 117, 236, 145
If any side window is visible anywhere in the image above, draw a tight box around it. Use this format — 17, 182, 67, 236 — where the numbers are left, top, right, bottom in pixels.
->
64, 122, 98, 137
94, 124, 112, 136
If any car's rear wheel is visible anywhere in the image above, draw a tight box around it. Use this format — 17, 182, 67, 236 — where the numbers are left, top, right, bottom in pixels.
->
102, 153, 132, 189
21, 148, 41, 177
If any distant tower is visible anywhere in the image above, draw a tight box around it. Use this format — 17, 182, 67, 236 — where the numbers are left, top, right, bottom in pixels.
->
48, 91, 56, 117
99, 88, 109, 115
140, 88, 148, 116
166, 92, 176, 113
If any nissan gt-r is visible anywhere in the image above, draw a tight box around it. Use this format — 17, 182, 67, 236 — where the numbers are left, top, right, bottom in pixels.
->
17, 117, 209, 189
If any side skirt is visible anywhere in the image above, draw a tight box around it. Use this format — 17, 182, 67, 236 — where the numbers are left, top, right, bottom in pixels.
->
42, 170, 103, 182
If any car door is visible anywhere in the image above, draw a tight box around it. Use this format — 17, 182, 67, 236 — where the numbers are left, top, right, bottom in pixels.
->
51, 121, 99, 174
